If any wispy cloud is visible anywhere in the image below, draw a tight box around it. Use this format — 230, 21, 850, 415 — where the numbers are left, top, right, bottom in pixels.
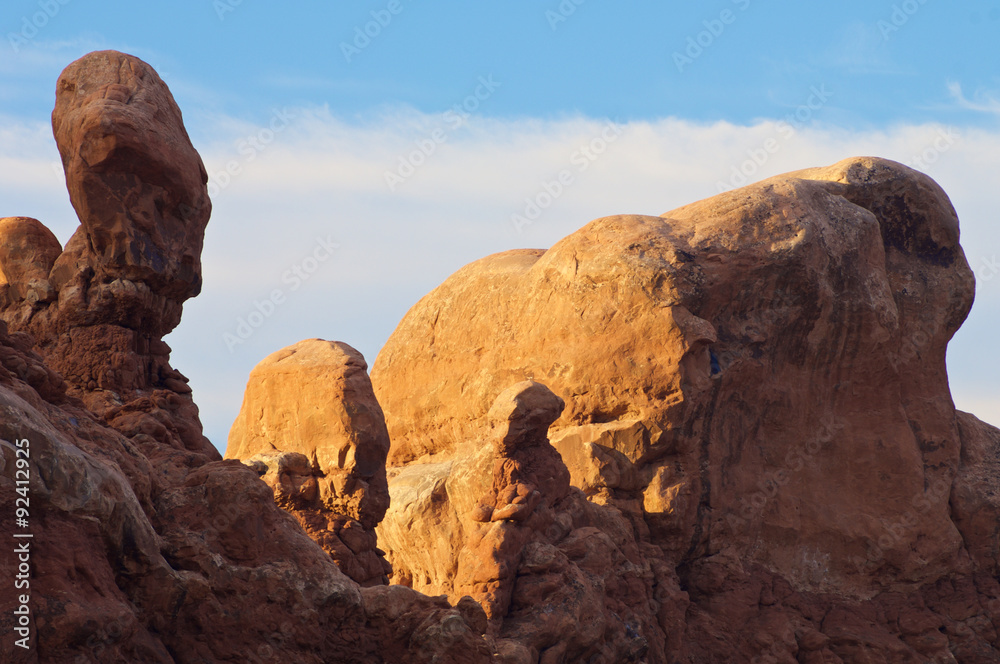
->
947, 81, 1000, 116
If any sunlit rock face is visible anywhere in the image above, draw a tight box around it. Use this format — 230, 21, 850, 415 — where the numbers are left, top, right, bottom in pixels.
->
374, 157, 1000, 661
226, 339, 393, 587
2, 50, 215, 457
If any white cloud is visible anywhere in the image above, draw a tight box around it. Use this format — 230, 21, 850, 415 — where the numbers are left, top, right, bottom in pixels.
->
2, 110, 998, 448
946, 81, 1000, 116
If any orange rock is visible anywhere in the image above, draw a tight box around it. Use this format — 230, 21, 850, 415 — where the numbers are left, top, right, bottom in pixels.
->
52, 50, 211, 312
7, 49, 1000, 661
372, 156, 976, 594
226, 339, 392, 585
0, 217, 60, 309
373, 157, 1000, 661
227, 339, 390, 527
1, 51, 216, 457
479, 381, 571, 519
0, 51, 495, 664
382, 380, 671, 660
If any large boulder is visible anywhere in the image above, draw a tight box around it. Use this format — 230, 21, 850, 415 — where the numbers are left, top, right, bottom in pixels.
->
372, 157, 976, 596
0, 51, 494, 664
226, 339, 392, 585
51, 49, 211, 315
373, 157, 1000, 661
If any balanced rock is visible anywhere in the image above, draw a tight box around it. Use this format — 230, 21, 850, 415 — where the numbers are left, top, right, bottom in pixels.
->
227, 339, 392, 585
0, 51, 493, 664
1, 51, 214, 457
52, 49, 210, 315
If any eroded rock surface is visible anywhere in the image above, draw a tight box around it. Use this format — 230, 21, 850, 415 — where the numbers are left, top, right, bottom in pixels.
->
51, 49, 211, 312
381, 381, 674, 663
374, 157, 1000, 662
226, 339, 392, 586
0, 217, 61, 308
1, 50, 214, 458
373, 157, 972, 589
0, 51, 492, 664
4, 49, 1000, 662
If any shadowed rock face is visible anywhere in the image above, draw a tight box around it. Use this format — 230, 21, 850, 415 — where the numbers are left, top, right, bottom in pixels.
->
476, 380, 571, 524
51, 49, 211, 314
1, 50, 215, 456
378, 380, 671, 663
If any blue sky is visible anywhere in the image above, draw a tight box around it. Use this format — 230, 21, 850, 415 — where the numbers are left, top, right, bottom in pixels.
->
5, 2, 1000, 127
1, 1, 998, 448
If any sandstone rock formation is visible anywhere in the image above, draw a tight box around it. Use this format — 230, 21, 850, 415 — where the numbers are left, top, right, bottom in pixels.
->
372, 157, 969, 585
458, 382, 571, 619
470, 381, 571, 525
380, 380, 676, 663
4, 48, 1000, 663
0, 363, 490, 663
51, 49, 211, 313
373, 156, 1000, 661
0, 51, 492, 664
226, 339, 393, 586
1, 50, 215, 459
0, 217, 61, 308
